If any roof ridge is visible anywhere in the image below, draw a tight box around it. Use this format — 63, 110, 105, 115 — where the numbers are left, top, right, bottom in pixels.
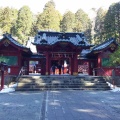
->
92, 38, 115, 50
3, 33, 29, 49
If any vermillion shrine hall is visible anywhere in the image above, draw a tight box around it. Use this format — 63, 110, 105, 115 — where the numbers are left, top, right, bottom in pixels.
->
0, 31, 119, 76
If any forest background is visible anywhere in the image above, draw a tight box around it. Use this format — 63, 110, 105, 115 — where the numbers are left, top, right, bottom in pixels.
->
0, 0, 120, 46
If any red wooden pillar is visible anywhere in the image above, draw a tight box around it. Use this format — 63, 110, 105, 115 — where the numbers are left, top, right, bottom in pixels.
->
45, 52, 50, 75
26, 60, 29, 75
88, 61, 90, 75
41, 58, 46, 75
69, 58, 71, 75
70, 57, 73, 75
73, 53, 78, 75
98, 54, 101, 68
1, 71, 4, 90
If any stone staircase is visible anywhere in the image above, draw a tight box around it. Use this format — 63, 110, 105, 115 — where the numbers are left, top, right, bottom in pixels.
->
15, 75, 111, 91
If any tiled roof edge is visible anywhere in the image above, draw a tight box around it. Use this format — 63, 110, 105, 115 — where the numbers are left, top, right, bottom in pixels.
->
91, 38, 116, 51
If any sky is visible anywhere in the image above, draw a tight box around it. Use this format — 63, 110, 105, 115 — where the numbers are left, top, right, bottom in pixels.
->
0, 0, 120, 15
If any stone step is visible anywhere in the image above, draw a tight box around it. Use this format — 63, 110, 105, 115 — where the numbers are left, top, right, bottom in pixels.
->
18, 78, 106, 83
17, 85, 109, 90
17, 82, 109, 86
17, 81, 107, 85
16, 87, 111, 91
16, 83, 110, 90
16, 75, 111, 91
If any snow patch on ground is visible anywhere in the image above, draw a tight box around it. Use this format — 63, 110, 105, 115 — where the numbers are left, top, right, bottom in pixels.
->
107, 82, 120, 92
0, 83, 18, 93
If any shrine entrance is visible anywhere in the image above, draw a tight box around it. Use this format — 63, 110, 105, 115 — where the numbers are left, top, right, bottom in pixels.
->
49, 52, 76, 75
46, 52, 78, 75
50, 59, 70, 75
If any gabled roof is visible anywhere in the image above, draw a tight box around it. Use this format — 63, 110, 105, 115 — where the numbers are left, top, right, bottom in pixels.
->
1, 33, 27, 48
33, 31, 93, 47
91, 38, 117, 52
0, 33, 32, 53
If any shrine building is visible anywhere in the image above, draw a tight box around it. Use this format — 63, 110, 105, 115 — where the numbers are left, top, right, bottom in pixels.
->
0, 31, 119, 76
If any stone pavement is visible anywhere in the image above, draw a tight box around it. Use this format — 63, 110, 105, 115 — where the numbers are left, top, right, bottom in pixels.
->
0, 90, 120, 120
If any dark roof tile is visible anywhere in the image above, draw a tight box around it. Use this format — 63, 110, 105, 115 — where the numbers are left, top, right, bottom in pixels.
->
33, 31, 92, 47
91, 38, 117, 52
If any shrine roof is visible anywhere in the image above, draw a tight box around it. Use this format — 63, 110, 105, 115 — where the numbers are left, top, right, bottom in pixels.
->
0, 33, 28, 48
33, 31, 93, 47
91, 38, 117, 52
0, 33, 32, 54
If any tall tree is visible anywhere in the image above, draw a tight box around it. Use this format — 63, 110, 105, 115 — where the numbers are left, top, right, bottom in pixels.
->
10, 8, 18, 35
30, 14, 38, 36
113, 3, 120, 43
94, 8, 106, 44
0, 7, 17, 33
36, 0, 62, 31
104, 4, 116, 40
74, 9, 84, 32
104, 2, 120, 43
109, 46, 120, 66
74, 9, 92, 42
44, 0, 55, 10
15, 6, 33, 45
0, 7, 3, 35
61, 11, 75, 32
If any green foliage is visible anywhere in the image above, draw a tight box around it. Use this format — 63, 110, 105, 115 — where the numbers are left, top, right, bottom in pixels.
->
15, 6, 33, 45
0, 7, 18, 34
10, 8, 18, 35
0, 7, 3, 35
109, 46, 120, 66
35, 13, 44, 31
61, 11, 75, 32
104, 2, 120, 43
74, 9, 84, 32
94, 8, 107, 44
44, 0, 55, 10
3, 0, 120, 45
104, 5, 116, 39
74, 9, 90, 31
30, 14, 38, 36
35, 0, 62, 32
74, 9, 92, 42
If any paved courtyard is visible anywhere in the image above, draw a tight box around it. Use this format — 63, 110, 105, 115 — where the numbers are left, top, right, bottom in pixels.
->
0, 90, 120, 120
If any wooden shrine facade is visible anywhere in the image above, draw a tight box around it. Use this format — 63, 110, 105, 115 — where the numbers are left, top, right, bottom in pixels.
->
33, 31, 93, 75
0, 32, 119, 76
0, 33, 32, 75
86, 38, 120, 76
